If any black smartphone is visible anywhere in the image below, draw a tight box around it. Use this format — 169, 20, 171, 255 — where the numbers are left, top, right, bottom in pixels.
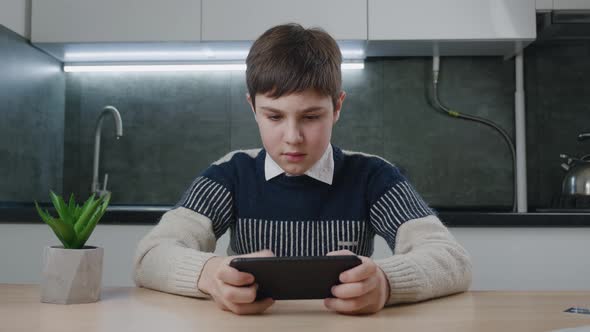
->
229, 255, 362, 300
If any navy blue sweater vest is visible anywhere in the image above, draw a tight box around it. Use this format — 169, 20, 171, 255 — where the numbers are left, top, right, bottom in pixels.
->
177, 146, 434, 257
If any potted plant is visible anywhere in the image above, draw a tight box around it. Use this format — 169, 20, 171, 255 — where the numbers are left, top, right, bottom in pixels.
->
35, 191, 110, 304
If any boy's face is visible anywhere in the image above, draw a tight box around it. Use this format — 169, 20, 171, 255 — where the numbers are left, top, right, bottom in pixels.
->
248, 89, 346, 175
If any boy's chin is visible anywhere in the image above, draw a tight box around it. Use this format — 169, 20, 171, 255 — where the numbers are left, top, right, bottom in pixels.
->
281, 165, 310, 176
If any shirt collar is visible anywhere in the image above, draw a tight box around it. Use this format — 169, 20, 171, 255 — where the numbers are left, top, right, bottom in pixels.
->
264, 144, 334, 185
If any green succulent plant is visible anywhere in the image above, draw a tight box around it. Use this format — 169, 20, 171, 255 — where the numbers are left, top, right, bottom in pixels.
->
34, 191, 111, 249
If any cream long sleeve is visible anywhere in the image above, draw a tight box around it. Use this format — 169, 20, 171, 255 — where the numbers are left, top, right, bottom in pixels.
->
133, 207, 218, 298
375, 215, 472, 305
133, 208, 471, 303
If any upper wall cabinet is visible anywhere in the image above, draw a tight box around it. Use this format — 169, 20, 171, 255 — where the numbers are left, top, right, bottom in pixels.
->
201, 0, 367, 41
537, 0, 590, 10
367, 0, 536, 56
536, 0, 590, 42
536, 0, 553, 11
29, 0, 540, 62
0, 0, 29, 39
31, 0, 202, 62
31, 0, 201, 43
553, 0, 590, 10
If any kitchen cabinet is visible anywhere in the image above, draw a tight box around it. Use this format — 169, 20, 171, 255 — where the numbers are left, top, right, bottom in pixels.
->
0, 0, 29, 39
536, 0, 590, 41
367, 0, 536, 56
201, 0, 367, 41
28, 0, 543, 62
369, 0, 535, 41
31, 0, 201, 43
536, 0, 553, 11
536, 0, 590, 11
553, 0, 590, 10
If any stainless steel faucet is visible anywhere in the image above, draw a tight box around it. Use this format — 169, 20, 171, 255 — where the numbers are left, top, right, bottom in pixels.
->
92, 106, 123, 197
578, 132, 590, 141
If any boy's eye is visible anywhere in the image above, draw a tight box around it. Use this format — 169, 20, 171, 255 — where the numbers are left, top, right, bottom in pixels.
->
265, 114, 321, 121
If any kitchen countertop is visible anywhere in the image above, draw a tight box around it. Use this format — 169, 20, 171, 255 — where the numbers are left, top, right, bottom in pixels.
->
1, 203, 590, 227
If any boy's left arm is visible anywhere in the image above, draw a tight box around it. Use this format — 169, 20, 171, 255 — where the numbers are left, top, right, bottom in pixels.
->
326, 215, 471, 314
374, 215, 472, 305
326, 163, 471, 313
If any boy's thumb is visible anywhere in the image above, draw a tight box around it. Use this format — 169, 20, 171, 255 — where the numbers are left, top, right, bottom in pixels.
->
327, 249, 355, 256
240, 249, 275, 258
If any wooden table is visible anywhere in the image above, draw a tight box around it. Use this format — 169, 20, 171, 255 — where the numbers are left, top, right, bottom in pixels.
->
2, 285, 590, 332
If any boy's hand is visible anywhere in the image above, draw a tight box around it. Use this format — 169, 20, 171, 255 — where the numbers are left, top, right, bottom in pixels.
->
198, 250, 275, 315
324, 250, 390, 315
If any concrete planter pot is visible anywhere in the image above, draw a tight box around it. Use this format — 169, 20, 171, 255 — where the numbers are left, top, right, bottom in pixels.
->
41, 245, 103, 304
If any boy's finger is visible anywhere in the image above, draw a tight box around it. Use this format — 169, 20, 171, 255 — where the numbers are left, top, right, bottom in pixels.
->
226, 297, 275, 315
218, 265, 255, 286
339, 257, 376, 283
240, 249, 275, 258
219, 284, 258, 304
331, 277, 378, 299
326, 250, 355, 256
324, 295, 371, 314
221, 250, 274, 286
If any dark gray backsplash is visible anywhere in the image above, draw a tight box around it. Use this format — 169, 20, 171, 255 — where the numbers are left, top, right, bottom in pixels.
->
3, 22, 590, 210
0, 25, 65, 202
63, 71, 233, 204
61, 58, 518, 208
525, 41, 590, 209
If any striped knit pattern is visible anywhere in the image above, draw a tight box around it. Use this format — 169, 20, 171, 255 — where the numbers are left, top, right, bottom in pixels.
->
370, 180, 433, 246
177, 146, 435, 257
180, 176, 233, 238
230, 219, 375, 257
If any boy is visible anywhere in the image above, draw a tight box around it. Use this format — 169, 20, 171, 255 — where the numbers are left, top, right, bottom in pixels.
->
133, 23, 471, 315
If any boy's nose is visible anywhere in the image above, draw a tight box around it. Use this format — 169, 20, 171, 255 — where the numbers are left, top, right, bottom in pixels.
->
284, 123, 303, 144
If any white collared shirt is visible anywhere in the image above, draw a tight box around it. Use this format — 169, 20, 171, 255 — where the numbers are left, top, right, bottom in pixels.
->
264, 144, 334, 185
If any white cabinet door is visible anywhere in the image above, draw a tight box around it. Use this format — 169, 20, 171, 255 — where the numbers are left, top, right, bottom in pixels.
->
31, 0, 201, 43
201, 0, 367, 41
536, 0, 553, 11
0, 0, 29, 39
369, 0, 536, 40
553, 0, 590, 10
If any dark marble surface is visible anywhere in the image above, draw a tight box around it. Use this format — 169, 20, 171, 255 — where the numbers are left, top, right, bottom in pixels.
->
56, 42, 590, 209
3, 25, 590, 212
525, 40, 590, 209
63, 71, 233, 205
0, 26, 65, 202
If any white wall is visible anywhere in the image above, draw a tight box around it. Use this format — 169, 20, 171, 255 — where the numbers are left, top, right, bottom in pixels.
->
0, 0, 31, 39
1, 224, 589, 290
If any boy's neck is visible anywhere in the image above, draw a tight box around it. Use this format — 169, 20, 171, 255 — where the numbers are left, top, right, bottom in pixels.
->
264, 144, 334, 184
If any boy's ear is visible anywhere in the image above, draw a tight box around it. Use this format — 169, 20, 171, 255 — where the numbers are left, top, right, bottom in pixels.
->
246, 93, 257, 120
333, 91, 346, 123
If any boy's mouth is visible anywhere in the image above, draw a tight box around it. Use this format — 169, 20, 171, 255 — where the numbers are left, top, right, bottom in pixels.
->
283, 152, 306, 162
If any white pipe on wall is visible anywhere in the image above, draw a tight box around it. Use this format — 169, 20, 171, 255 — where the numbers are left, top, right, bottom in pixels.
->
514, 53, 528, 212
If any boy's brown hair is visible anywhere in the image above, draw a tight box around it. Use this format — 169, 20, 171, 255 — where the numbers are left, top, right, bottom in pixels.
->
246, 23, 342, 109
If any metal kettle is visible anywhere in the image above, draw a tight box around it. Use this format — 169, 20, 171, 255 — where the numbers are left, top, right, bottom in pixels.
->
560, 132, 590, 196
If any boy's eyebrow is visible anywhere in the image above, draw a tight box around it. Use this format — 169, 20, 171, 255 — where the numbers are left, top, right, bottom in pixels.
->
259, 106, 326, 113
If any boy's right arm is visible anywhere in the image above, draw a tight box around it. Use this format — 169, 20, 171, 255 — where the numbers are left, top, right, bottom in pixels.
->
133, 206, 218, 298
133, 206, 276, 314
